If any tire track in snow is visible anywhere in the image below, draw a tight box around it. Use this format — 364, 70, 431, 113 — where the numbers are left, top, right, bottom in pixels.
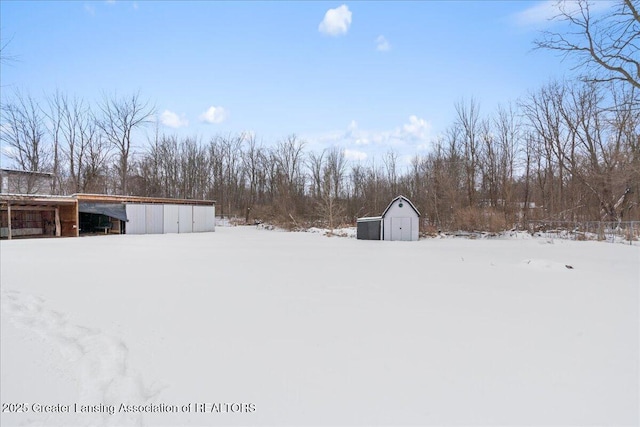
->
1, 289, 162, 426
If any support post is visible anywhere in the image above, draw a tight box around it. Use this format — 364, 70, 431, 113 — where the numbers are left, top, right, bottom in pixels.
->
55, 207, 61, 237
7, 203, 11, 240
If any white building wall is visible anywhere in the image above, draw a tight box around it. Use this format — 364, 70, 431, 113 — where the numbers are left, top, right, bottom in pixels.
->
208, 205, 216, 231
125, 204, 147, 234
163, 205, 180, 234
382, 199, 419, 241
193, 205, 215, 232
145, 204, 164, 234
178, 205, 193, 233
125, 203, 214, 235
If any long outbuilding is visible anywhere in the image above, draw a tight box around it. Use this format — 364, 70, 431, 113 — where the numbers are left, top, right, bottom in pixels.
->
1, 193, 215, 239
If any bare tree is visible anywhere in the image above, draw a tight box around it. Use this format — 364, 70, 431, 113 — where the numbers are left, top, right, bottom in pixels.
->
44, 90, 64, 193
241, 134, 266, 222
273, 134, 306, 220
0, 33, 17, 66
313, 147, 346, 229
383, 149, 399, 198
58, 95, 92, 193
455, 98, 481, 207
326, 146, 346, 201
521, 82, 570, 218
494, 103, 521, 222
97, 92, 154, 194
178, 136, 210, 200
478, 119, 497, 208
558, 81, 637, 221
307, 149, 325, 200
81, 127, 110, 193
535, 0, 640, 89
1, 90, 49, 174
135, 122, 164, 197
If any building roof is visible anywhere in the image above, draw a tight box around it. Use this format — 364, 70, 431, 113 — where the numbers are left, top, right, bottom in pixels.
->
0, 194, 76, 206
73, 193, 215, 206
357, 216, 383, 222
0, 168, 55, 177
1, 193, 215, 207
381, 195, 421, 217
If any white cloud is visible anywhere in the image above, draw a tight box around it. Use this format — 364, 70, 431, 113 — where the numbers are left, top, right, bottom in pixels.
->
160, 110, 189, 128
342, 115, 432, 147
513, 0, 613, 27
345, 120, 358, 139
344, 149, 368, 161
402, 115, 430, 140
375, 35, 390, 52
302, 115, 433, 169
199, 106, 228, 124
132, 2, 138, 10
319, 5, 352, 36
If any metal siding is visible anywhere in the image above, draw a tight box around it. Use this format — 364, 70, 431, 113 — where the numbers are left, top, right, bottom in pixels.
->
357, 221, 368, 239
357, 219, 381, 240
192, 205, 215, 232
192, 205, 206, 232
208, 205, 216, 231
382, 198, 419, 241
179, 205, 193, 233
383, 216, 390, 240
125, 204, 147, 234
402, 217, 412, 241
145, 204, 164, 234
163, 205, 180, 233
412, 217, 420, 241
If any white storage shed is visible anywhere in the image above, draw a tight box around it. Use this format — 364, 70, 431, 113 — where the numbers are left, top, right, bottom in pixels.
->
357, 195, 420, 241
382, 195, 420, 241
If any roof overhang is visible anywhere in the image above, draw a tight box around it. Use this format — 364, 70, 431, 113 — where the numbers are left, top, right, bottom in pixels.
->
357, 216, 383, 222
73, 193, 215, 206
0, 194, 77, 207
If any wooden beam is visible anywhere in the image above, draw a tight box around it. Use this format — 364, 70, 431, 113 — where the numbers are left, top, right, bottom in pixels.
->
74, 200, 79, 237
55, 207, 61, 237
74, 193, 215, 206
0, 205, 59, 212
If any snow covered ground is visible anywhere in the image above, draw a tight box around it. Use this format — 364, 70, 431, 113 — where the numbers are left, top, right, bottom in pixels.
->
1, 227, 638, 426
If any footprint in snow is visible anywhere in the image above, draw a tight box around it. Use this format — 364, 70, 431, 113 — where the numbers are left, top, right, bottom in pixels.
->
1, 289, 163, 426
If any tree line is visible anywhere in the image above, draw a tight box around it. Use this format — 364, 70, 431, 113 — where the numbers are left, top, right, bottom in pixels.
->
1, 0, 638, 230
1, 78, 638, 230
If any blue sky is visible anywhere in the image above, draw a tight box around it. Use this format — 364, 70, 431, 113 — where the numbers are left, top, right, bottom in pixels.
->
0, 1, 610, 166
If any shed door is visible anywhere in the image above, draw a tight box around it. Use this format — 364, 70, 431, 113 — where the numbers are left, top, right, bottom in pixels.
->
163, 205, 180, 234
192, 206, 209, 232
179, 205, 193, 233
391, 217, 411, 241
